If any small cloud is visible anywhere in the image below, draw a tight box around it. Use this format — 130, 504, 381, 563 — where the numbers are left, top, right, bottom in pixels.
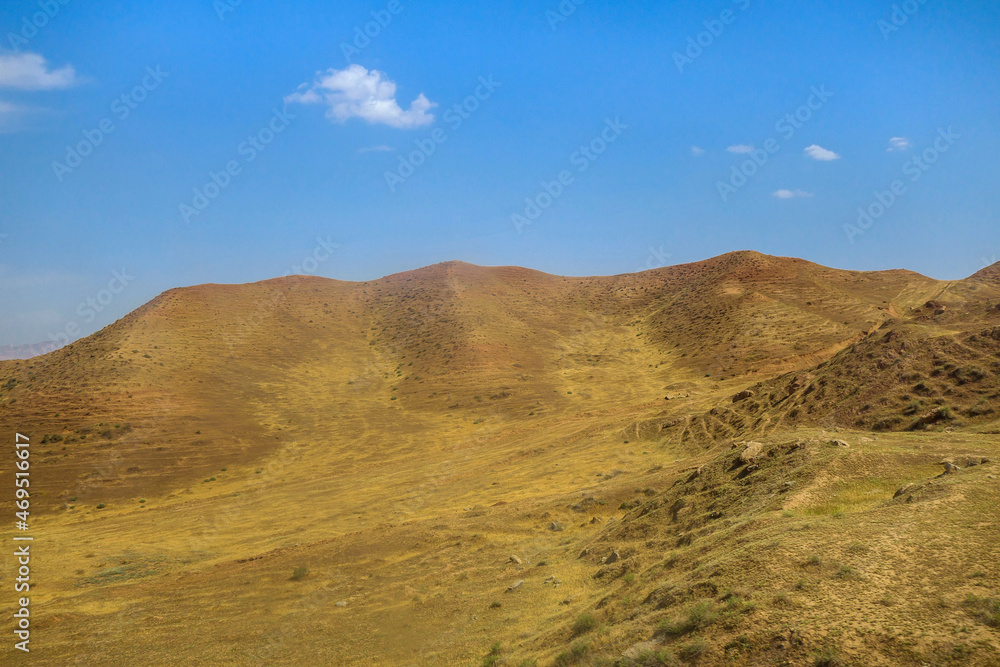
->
358, 144, 394, 153
887, 136, 912, 152
773, 189, 813, 199
690, 145, 705, 156
804, 144, 840, 161
286, 64, 436, 129
0, 52, 80, 90
727, 144, 754, 154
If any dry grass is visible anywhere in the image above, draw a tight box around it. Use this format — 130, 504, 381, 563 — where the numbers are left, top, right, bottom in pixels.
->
0, 253, 998, 665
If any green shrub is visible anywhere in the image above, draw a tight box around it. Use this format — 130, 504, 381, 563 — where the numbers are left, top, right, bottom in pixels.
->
964, 594, 1000, 628
572, 613, 597, 636
657, 600, 716, 637
812, 645, 844, 667
678, 639, 707, 661
290, 567, 308, 581
480, 641, 502, 667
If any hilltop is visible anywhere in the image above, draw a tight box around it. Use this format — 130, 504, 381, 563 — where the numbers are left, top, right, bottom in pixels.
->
0, 252, 998, 666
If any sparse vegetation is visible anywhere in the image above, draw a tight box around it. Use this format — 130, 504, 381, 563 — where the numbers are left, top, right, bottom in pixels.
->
572, 613, 597, 636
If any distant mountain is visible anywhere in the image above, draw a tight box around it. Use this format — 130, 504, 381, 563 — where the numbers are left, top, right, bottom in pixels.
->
0, 340, 61, 360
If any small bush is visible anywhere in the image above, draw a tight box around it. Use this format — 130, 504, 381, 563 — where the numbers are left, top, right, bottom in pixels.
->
678, 639, 707, 661
657, 600, 716, 638
724, 635, 751, 655
480, 642, 502, 667
964, 594, 1000, 628
290, 567, 308, 581
553, 641, 589, 666
812, 646, 844, 667
572, 613, 598, 636
835, 564, 858, 579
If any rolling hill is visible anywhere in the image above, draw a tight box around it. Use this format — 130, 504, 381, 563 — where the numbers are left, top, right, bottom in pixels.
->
1, 251, 998, 666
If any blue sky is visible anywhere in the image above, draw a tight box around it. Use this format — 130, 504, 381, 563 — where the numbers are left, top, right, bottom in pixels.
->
1, 0, 998, 346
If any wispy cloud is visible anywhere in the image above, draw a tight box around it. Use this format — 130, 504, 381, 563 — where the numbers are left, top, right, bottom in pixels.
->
773, 189, 813, 199
0, 99, 29, 133
358, 144, 394, 153
691, 145, 705, 156
286, 65, 436, 129
887, 136, 912, 152
804, 144, 840, 161
0, 52, 80, 90
726, 144, 754, 154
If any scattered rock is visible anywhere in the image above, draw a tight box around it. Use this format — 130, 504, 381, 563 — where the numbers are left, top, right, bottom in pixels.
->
829, 439, 850, 448
578, 548, 590, 559
590, 516, 601, 524
549, 521, 565, 531
893, 483, 915, 499
506, 580, 523, 592
603, 550, 620, 565
739, 441, 765, 464
941, 461, 961, 474
508, 554, 522, 565
732, 389, 756, 402
909, 407, 951, 430
569, 496, 599, 513
335, 601, 347, 607
624, 640, 663, 660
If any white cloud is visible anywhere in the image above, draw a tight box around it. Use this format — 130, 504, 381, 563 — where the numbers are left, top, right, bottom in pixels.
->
727, 144, 754, 154
286, 65, 436, 129
690, 145, 705, 156
804, 144, 840, 161
0, 52, 79, 90
358, 144, 394, 153
887, 136, 912, 152
773, 189, 813, 199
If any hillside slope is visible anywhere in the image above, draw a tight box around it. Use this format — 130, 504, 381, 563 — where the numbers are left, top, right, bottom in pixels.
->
0, 253, 998, 666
